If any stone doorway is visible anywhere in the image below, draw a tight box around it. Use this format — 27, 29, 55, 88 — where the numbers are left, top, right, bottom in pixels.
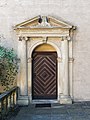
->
14, 16, 75, 105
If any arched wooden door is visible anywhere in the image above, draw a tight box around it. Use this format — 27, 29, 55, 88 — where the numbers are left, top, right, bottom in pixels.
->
32, 52, 57, 99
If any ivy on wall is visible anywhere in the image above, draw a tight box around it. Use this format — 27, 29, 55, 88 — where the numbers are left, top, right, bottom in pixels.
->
0, 46, 19, 91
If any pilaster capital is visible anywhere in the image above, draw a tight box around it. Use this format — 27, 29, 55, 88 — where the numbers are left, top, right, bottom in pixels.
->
18, 36, 29, 41
28, 58, 32, 63
66, 36, 71, 41
69, 58, 74, 63
61, 36, 71, 41
57, 57, 62, 62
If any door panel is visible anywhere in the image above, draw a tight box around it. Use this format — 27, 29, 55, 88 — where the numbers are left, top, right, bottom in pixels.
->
32, 52, 57, 99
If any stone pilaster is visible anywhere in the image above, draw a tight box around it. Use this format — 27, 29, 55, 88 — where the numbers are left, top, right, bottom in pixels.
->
60, 36, 72, 104
27, 57, 32, 103
57, 57, 62, 100
17, 36, 29, 105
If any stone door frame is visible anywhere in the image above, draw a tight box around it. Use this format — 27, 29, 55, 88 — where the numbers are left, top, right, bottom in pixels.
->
27, 36, 73, 104
28, 39, 61, 103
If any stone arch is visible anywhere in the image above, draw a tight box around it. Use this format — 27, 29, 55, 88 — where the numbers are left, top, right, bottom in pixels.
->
29, 41, 62, 59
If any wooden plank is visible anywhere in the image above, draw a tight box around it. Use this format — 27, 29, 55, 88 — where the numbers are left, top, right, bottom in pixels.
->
32, 52, 57, 99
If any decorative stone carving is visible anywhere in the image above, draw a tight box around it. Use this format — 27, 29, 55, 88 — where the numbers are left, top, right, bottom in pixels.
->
18, 36, 29, 41
61, 36, 71, 41
69, 58, 74, 63
27, 58, 32, 63
42, 37, 48, 43
38, 16, 51, 27
66, 36, 71, 41
18, 36, 23, 41
57, 57, 62, 62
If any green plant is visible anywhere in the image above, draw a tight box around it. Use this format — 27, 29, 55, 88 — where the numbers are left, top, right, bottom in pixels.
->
0, 46, 19, 91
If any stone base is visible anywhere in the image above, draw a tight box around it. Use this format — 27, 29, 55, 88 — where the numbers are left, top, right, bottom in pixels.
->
18, 96, 29, 106
60, 95, 72, 104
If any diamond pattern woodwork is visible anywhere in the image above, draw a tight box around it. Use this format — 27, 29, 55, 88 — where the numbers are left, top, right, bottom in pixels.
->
32, 52, 57, 99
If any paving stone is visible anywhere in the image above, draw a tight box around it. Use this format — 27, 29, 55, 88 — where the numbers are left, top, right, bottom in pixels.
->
67, 108, 85, 116
8, 102, 90, 120
69, 116, 89, 120
51, 114, 71, 120
84, 108, 90, 115
82, 105, 90, 109
51, 108, 68, 114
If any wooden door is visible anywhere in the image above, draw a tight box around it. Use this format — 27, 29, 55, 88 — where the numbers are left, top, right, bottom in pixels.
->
32, 52, 57, 99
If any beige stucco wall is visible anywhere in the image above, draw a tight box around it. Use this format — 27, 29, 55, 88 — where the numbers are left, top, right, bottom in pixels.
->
0, 0, 90, 101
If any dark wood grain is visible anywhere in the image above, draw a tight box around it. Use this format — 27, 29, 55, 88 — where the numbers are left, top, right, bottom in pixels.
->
32, 52, 57, 99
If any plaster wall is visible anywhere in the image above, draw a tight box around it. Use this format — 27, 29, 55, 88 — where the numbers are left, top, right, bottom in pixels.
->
0, 0, 90, 101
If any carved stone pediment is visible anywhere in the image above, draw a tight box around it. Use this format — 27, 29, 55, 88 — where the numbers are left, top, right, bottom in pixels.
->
15, 15, 72, 29
14, 16, 75, 38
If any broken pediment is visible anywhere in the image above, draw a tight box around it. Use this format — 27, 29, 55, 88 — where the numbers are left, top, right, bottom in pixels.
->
15, 15, 73, 29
